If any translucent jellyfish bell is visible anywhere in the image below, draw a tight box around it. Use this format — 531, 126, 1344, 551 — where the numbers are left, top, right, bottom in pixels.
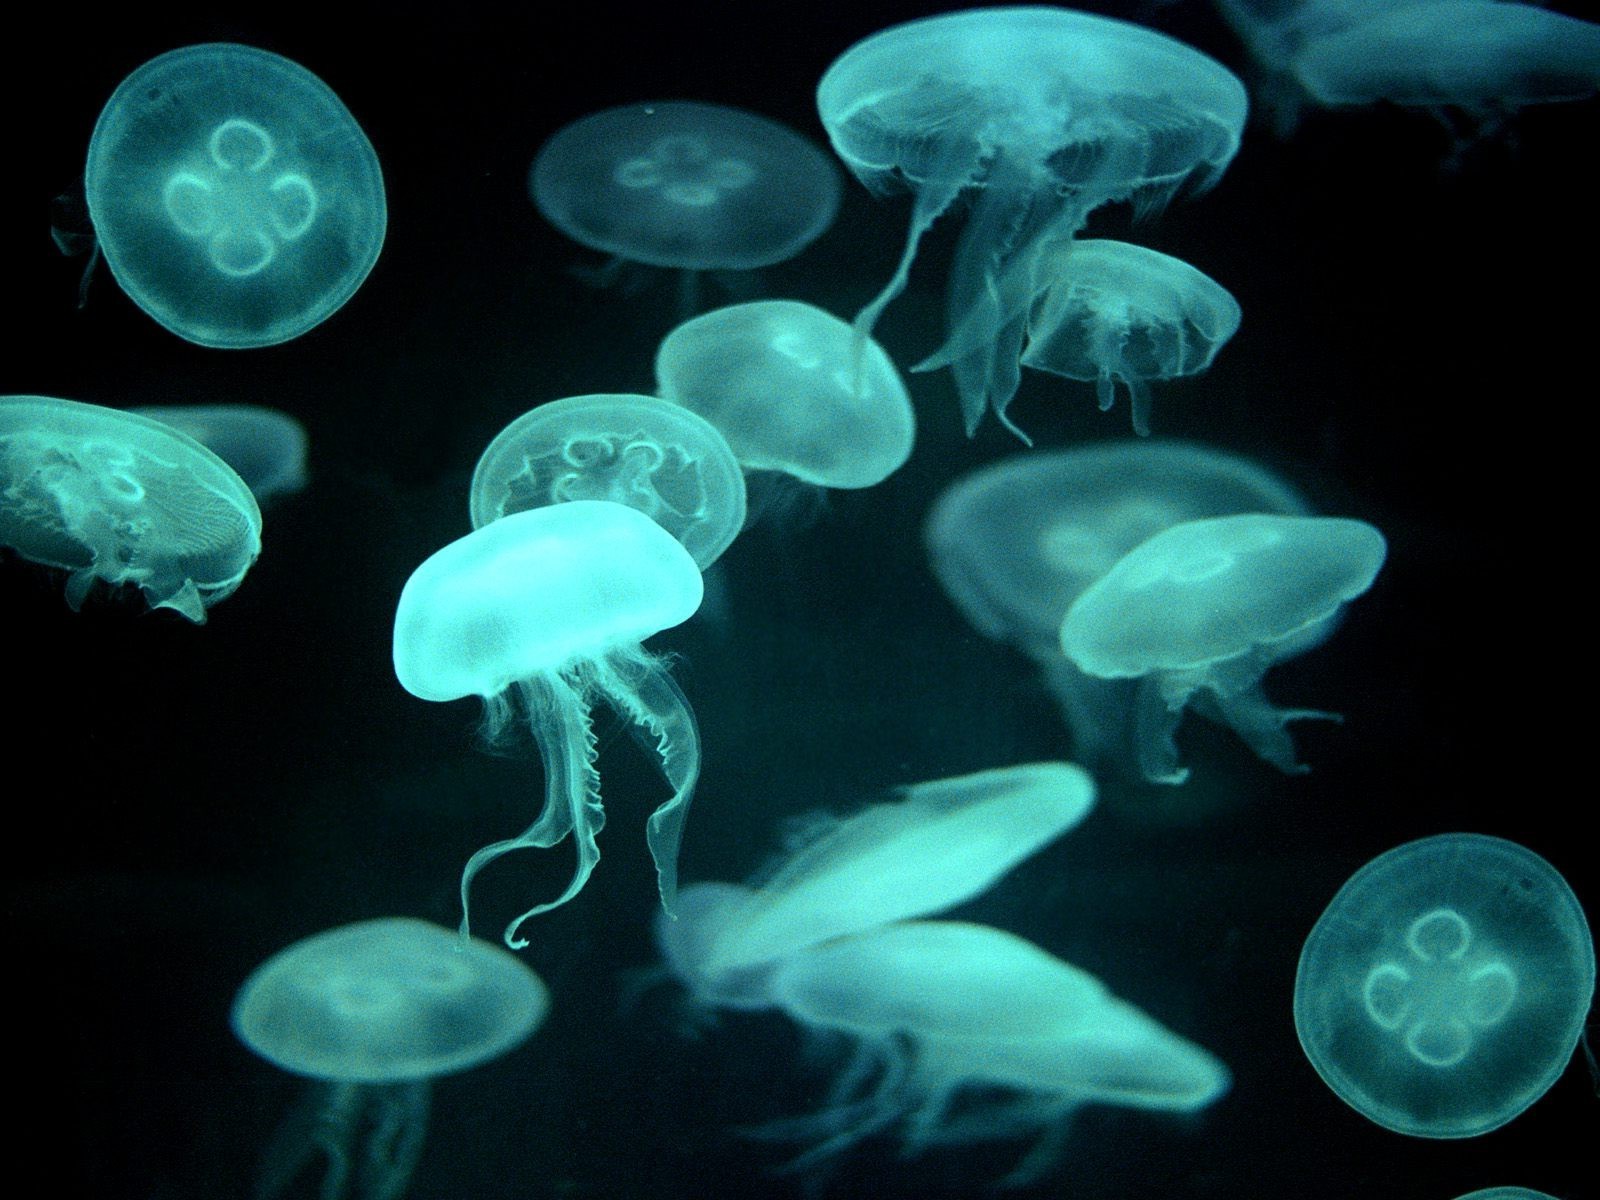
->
133, 404, 308, 506
817, 6, 1247, 438
1295, 835, 1595, 1138
1, 394, 262, 621
232, 917, 549, 1200
84, 44, 385, 348
469, 394, 746, 568
1060, 513, 1386, 783
655, 300, 915, 489
392, 501, 704, 944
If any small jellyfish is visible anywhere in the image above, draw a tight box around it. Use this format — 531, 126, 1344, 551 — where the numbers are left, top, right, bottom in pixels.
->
470, 394, 746, 568
1018, 240, 1242, 437
393, 501, 703, 944
656, 300, 915, 491
232, 917, 549, 1200
1059, 513, 1386, 784
84, 44, 385, 348
133, 404, 308, 506
818, 7, 1247, 438
1, 394, 262, 620
1295, 834, 1595, 1138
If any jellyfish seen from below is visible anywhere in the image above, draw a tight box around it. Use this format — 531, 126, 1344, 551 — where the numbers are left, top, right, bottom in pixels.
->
0, 395, 262, 620
84, 44, 385, 348
817, 7, 1247, 439
1060, 513, 1386, 784
1018, 240, 1241, 437
232, 917, 549, 1200
1295, 835, 1595, 1138
393, 501, 704, 944
134, 404, 308, 506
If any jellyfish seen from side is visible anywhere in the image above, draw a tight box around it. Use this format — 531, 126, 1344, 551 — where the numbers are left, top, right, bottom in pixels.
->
393, 501, 703, 944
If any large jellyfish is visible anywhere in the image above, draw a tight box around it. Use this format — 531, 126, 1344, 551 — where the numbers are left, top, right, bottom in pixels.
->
817, 7, 1247, 437
1, 394, 262, 620
1059, 513, 1386, 783
232, 917, 549, 1200
1295, 834, 1595, 1138
392, 501, 703, 944
84, 43, 385, 348
134, 404, 309, 507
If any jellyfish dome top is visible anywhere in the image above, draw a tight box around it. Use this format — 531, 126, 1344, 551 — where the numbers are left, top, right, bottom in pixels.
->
0, 394, 262, 621
393, 500, 704, 945
655, 300, 914, 489
85, 43, 385, 348
817, 6, 1247, 439
1060, 513, 1386, 784
134, 404, 308, 506
469, 393, 746, 569
531, 101, 842, 272
1295, 834, 1595, 1139
1020, 240, 1242, 437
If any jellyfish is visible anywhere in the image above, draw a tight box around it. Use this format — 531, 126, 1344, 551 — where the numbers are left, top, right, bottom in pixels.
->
84, 43, 385, 348
469, 394, 745, 569
1018, 240, 1242, 437
232, 917, 549, 1200
1295, 834, 1595, 1138
134, 404, 308, 506
817, 7, 1247, 438
1, 394, 262, 620
655, 300, 915, 493
392, 500, 703, 944
925, 442, 1311, 764
1059, 513, 1386, 784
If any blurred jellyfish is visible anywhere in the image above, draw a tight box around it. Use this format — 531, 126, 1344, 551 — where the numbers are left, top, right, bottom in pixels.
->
84, 44, 385, 347
817, 7, 1247, 438
393, 501, 703, 944
134, 404, 308, 506
0, 394, 262, 620
1295, 834, 1595, 1138
1019, 240, 1241, 437
232, 917, 549, 1200
1060, 513, 1385, 784
470, 394, 746, 568
655, 300, 915, 495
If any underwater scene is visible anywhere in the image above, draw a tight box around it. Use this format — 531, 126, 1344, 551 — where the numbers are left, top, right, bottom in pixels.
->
5, 2, 1597, 1197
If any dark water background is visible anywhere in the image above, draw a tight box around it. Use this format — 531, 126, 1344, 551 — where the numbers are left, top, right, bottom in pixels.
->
4, 2, 1596, 1197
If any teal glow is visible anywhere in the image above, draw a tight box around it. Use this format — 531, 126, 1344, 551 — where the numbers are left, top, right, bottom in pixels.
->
85, 44, 385, 348
656, 300, 915, 489
0, 394, 262, 621
469, 393, 746, 568
392, 501, 704, 944
817, 6, 1246, 439
134, 404, 308, 506
1295, 835, 1595, 1139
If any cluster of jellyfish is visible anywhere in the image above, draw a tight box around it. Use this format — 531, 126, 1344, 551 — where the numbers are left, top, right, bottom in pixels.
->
6, 3, 1599, 1198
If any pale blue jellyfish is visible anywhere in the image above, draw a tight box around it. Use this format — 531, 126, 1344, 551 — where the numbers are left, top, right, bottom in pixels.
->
655, 300, 915, 489
469, 394, 746, 568
392, 501, 704, 944
1295, 834, 1595, 1138
232, 917, 549, 1200
817, 7, 1247, 438
1, 394, 262, 620
84, 44, 385, 348
1060, 513, 1386, 784
134, 405, 308, 506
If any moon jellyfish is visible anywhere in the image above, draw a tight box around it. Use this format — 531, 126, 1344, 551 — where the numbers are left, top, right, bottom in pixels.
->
134, 404, 308, 506
1019, 240, 1241, 437
655, 300, 914, 489
84, 43, 385, 348
1060, 514, 1385, 784
232, 917, 549, 1200
0, 394, 262, 621
392, 501, 704, 944
470, 394, 746, 568
817, 7, 1247, 438
1295, 835, 1595, 1138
